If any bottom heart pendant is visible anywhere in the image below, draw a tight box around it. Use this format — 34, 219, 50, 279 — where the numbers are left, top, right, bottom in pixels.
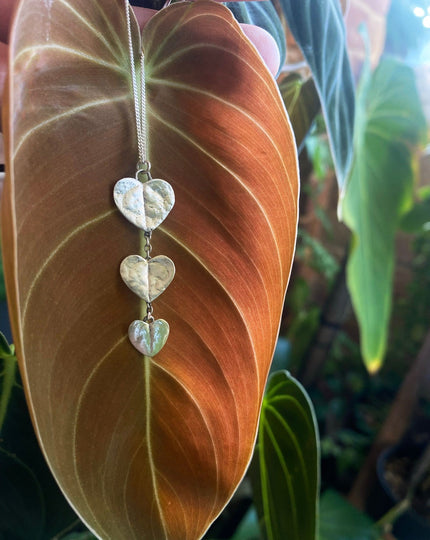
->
128, 319, 170, 357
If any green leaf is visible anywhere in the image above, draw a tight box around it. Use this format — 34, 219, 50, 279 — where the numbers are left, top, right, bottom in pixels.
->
250, 371, 320, 540
319, 490, 378, 540
279, 73, 320, 151
342, 57, 427, 372
279, 0, 355, 189
226, 1, 286, 74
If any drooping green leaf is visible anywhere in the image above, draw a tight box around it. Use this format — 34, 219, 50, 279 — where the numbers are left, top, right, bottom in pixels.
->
250, 371, 320, 540
3, 1, 299, 538
279, 73, 320, 151
279, 0, 355, 190
226, 1, 286, 73
319, 490, 378, 540
342, 57, 427, 372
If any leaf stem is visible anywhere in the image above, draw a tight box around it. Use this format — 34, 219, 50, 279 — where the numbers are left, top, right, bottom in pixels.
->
375, 498, 410, 531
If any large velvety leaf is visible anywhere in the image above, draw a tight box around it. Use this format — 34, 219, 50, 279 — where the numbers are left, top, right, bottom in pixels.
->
279, 0, 355, 191
342, 57, 426, 372
226, 1, 286, 74
250, 371, 320, 540
2, 1, 299, 539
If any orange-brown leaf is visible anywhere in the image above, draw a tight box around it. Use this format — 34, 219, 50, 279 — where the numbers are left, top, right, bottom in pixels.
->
2, 1, 298, 538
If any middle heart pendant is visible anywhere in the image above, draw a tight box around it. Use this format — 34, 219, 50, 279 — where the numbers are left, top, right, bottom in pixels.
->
120, 254, 175, 303
114, 166, 175, 358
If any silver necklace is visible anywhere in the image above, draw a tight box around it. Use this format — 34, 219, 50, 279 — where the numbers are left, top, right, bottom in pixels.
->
113, 0, 175, 357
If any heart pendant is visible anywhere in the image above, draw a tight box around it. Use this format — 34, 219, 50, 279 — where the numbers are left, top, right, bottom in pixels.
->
129, 319, 170, 357
113, 177, 175, 232
120, 254, 175, 302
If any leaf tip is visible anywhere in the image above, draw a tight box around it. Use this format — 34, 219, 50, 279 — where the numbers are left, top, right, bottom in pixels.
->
367, 358, 382, 375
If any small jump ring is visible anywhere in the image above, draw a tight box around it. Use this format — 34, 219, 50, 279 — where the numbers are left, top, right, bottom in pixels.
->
136, 160, 152, 183
137, 160, 151, 172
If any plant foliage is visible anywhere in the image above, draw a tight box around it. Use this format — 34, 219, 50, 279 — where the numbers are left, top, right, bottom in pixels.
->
251, 371, 320, 540
279, 73, 320, 151
279, 0, 355, 190
342, 56, 427, 371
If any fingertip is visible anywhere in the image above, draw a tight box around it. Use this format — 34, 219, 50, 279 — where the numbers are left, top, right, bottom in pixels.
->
131, 7, 281, 78
240, 24, 280, 77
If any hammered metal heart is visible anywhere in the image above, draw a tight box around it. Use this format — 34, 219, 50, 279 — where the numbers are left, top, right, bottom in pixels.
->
128, 319, 170, 357
120, 254, 175, 302
113, 177, 175, 231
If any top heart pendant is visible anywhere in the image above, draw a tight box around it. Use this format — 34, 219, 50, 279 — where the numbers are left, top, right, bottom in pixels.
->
113, 177, 175, 232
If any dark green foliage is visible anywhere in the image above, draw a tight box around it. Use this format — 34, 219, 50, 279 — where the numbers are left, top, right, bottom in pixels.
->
279, 74, 320, 151
279, 0, 355, 189
251, 372, 320, 540
0, 365, 78, 539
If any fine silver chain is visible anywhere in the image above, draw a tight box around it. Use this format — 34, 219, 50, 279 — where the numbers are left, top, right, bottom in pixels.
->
124, 0, 148, 167
115, 2, 175, 356
125, 0, 154, 323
